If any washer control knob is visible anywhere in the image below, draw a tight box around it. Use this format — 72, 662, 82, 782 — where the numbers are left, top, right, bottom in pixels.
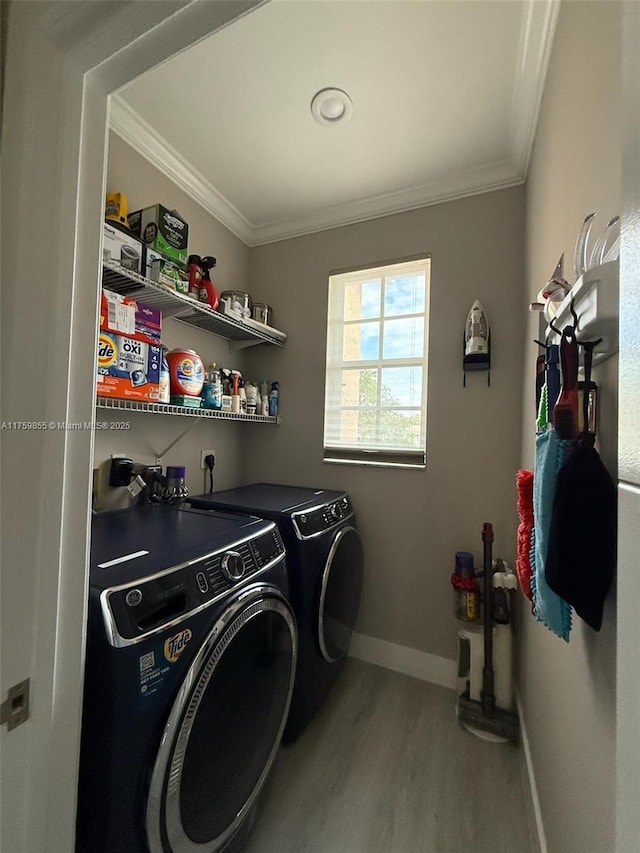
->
221, 551, 245, 582
125, 588, 143, 607
330, 503, 340, 520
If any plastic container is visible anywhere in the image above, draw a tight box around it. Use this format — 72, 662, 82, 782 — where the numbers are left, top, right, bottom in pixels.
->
158, 347, 170, 404
251, 303, 273, 326
245, 382, 257, 415
166, 349, 205, 397
231, 371, 241, 414
268, 381, 279, 417
220, 290, 251, 318
201, 362, 223, 410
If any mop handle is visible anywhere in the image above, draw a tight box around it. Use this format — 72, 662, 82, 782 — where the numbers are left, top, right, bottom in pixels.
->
481, 522, 495, 715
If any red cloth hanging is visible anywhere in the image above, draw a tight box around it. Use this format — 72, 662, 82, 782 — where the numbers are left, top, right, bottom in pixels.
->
516, 469, 535, 602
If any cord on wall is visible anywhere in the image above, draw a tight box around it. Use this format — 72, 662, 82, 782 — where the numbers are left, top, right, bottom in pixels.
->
204, 454, 215, 493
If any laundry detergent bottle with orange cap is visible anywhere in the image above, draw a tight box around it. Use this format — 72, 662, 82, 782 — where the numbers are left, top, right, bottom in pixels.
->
166, 349, 205, 403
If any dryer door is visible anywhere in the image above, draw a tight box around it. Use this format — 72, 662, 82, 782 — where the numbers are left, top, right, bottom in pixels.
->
318, 525, 364, 662
146, 588, 297, 853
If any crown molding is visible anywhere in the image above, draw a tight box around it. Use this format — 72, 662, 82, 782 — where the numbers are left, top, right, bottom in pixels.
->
250, 159, 523, 245
508, 0, 561, 178
109, 96, 523, 245
109, 0, 558, 247
109, 95, 255, 244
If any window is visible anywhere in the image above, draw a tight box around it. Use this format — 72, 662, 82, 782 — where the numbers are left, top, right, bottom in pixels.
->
323, 255, 430, 468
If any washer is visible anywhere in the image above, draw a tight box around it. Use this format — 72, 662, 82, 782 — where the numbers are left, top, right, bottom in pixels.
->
76, 503, 297, 853
188, 483, 364, 743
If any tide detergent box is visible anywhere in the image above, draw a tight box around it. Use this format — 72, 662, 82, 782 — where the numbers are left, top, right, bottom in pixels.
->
97, 289, 162, 402
129, 205, 189, 268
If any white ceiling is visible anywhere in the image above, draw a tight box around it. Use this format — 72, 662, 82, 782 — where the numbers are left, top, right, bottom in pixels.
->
113, 0, 559, 246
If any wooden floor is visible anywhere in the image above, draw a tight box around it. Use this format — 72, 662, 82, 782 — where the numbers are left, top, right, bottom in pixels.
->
244, 658, 536, 853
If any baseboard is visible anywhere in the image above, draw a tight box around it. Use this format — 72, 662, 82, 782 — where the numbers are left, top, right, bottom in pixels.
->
348, 632, 457, 690
516, 692, 548, 853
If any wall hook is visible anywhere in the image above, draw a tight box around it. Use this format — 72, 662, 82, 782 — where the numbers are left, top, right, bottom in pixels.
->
549, 318, 563, 337
570, 298, 579, 332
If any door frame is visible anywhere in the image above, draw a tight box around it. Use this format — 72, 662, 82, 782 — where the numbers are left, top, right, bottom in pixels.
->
616, 2, 640, 849
0, 3, 264, 851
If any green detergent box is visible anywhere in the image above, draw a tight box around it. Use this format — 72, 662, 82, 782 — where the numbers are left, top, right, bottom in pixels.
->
143, 247, 189, 293
129, 205, 189, 267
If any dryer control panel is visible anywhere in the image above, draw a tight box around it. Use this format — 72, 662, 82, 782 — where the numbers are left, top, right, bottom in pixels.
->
102, 525, 285, 646
292, 495, 353, 540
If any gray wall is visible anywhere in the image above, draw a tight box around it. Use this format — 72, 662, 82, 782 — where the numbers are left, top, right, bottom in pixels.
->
102, 138, 526, 662
519, 3, 621, 852
244, 188, 525, 660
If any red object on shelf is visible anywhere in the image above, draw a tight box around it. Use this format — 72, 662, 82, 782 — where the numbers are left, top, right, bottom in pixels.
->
451, 573, 477, 592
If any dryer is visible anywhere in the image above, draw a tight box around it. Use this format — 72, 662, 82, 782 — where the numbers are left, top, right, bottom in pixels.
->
188, 483, 363, 743
76, 503, 297, 853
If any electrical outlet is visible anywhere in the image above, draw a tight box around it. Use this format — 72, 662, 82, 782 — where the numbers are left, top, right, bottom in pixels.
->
200, 449, 216, 470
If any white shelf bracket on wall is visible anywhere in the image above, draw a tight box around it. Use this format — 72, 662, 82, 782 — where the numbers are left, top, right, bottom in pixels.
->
545, 260, 619, 364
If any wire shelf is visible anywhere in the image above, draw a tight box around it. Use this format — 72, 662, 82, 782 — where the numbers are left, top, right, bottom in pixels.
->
96, 396, 279, 424
102, 260, 286, 348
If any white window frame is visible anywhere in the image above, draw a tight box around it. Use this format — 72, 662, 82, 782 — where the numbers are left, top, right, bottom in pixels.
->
323, 255, 431, 468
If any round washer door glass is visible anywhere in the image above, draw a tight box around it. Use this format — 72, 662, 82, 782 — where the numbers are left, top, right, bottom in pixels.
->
146, 593, 296, 853
319, 525, 364, 662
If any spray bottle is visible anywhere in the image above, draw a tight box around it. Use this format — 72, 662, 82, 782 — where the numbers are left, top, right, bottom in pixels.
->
198, 256, 218, 310
187, 255, 202, 300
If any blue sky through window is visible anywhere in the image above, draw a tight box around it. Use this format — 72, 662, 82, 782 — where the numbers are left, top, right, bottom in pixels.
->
385, 273, 425, 316
382, 318, 424, 359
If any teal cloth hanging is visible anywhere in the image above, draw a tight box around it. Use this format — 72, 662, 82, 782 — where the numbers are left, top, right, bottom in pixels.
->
532, 425, 572, 642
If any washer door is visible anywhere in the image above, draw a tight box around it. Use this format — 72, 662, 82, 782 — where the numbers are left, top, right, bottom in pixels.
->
318, 525, 364, 663
146, 588, 297, 853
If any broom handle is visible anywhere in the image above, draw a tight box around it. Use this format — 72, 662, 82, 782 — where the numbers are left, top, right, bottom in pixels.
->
481, 522, 495, 715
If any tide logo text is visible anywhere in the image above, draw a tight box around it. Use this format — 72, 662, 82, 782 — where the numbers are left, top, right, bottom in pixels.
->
97, 334, 117, 368
164, 629, 192, 663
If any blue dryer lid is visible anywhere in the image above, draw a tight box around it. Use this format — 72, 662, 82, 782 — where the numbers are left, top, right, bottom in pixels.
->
90, 504, 270, 588
189, 482, 347, 516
